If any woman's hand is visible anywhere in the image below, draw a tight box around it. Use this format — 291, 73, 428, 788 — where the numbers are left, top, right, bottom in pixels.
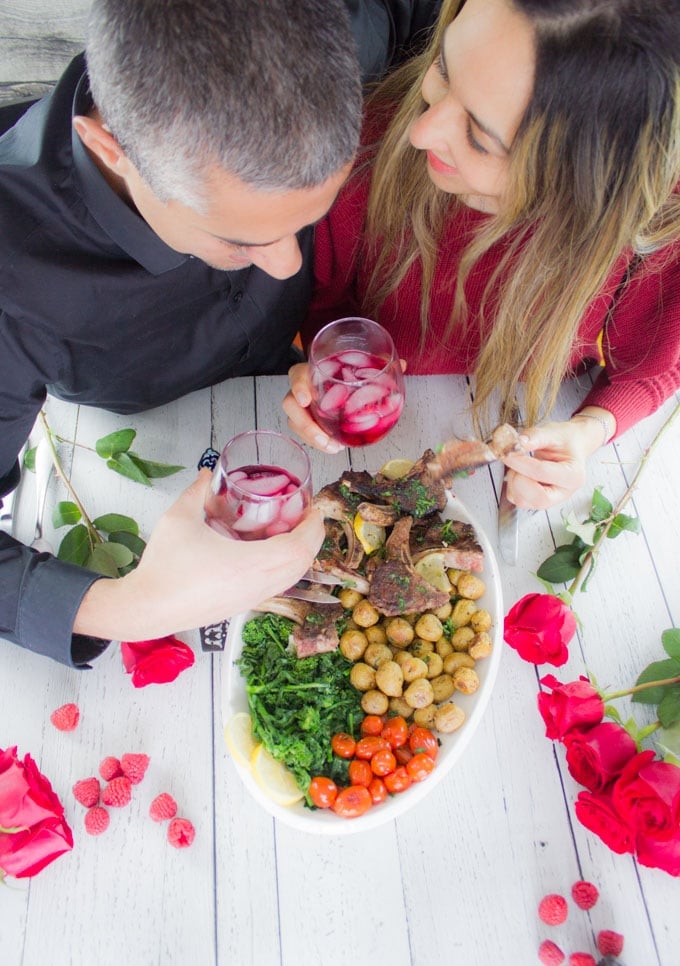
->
281, 362, 345, 453
500, 410, 615, 510
74, 469, 326, 640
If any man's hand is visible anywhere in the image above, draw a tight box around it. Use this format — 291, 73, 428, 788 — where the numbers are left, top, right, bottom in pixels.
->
74, 469, 326, 640
500, 409, 615, 510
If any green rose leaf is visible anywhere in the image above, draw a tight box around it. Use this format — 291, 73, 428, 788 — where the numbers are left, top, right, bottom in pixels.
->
106, 453, 151, 486
86, 544, 122, 578
536, 544, 582, 584
127, 453, 184, 478
607, 512, 641, 539
603, 704, 623, 724
662, 628, 680, 661
658, 687, 680, 730
564, 512, 598, 547
93, 513, 139, 535
95, 428, 136, 458
23, 446, 37, 472
590, 487, 613, 523
632, 658, 680, 705
52, 501, 82, 528
657, 720, 680, 765
108, 530, 146, 558
100, 541, 134, 568
57, 525, 91, 567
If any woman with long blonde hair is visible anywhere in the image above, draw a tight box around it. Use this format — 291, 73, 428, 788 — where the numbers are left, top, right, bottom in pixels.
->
284, 0, 680, 509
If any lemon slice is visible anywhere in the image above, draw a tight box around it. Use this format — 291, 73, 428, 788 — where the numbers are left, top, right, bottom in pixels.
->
379, 458, 415, 480
224, 712, 258, 769
354, 512, 386, 555
414, 552, 453, 593
250, 743, 304, 806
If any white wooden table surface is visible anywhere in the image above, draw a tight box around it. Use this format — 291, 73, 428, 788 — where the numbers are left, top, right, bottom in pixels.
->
1, 374, 679, 966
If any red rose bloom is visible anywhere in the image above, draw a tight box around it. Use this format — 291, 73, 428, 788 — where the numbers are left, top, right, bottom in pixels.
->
612, 750, 680, 842
120, 635, 195, 687
564, 722, 637, 792
0, 746, 73, 879
574, 790, 635, 856
635, 825, 680, 877
503, 593, 576, 666
538, 674, 604, 740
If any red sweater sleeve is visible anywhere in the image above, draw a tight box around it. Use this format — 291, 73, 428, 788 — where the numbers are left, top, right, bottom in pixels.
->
582, 242, 680, 435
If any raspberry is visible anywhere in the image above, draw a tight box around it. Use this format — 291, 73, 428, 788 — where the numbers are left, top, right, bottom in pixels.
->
149, 793, 178, 822
538, 894, 568, 926
72, 777, 101, 808
538, 939, 565, 965
120, 753, 150, 785
99, 756, 123, 781
50, 703, 80, 731
568, 955, 595, 966
167, 817, 195, 848
84, 806, 110, 835
101, 775, 132, 807
597, 931, 624, 957
571, 880, 599, 910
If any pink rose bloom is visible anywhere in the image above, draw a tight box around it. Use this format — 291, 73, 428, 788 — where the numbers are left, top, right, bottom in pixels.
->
538, 674, 604, 740
120, 635, 195, 687
564, 722, 637, 792
574, 789, 635, 856
612, 750, 680, 842
503, 593, 576, 666
0, 747, 73, 879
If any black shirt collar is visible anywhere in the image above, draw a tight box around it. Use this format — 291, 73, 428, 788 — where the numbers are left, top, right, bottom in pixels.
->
71, 67, 188, 276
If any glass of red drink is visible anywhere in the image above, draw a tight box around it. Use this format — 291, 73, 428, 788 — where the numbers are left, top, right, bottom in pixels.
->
308, 317, 405, 446
204, 430, 312, 541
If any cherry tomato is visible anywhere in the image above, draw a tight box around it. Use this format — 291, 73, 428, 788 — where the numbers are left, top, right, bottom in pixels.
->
308, 776, 338, 809
395, 746, 414, 766
348, 759, 373, 787
361, 715, 385, 737
370, 749, 397, 777
384, 766, 412, 794
368, 778, 388, 805
406, 752, 436, 783
355, 736, 390, 760
408, 727, 439, 760
332, 785, 373, 819
331, 733, 356, 759
381, 716, 409, 750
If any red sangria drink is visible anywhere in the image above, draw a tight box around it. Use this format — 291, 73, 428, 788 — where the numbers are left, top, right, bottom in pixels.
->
205, 431, 312, 541
309, 318, 405, 447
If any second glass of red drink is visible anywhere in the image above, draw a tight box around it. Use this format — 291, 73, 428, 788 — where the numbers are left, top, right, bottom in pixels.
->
308, 317, 405, 446
204, 430, 312, 540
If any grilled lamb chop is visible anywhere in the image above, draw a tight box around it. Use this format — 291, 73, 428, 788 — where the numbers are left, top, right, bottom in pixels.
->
426, 423, 521, 479
292, 601, 345, 658
368, 516, 450, 616
410, 516, 484, 573
341, 449, 447, 519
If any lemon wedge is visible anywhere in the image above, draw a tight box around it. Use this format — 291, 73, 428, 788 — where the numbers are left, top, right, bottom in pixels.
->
250, 743, 304, 807
353, 512, 386, 555
224, 712, 259, 769
379, 457, 415, 480
414, 552, 453, 593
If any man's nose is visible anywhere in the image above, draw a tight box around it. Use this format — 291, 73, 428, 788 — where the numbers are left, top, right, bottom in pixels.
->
250, 235, 303, 280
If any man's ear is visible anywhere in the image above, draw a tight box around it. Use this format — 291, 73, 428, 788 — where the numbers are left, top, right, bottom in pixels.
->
72, 114, 130, 175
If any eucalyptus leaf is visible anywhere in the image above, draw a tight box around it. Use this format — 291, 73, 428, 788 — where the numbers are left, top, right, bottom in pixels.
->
591, 487, 613, 522
57, 525, 91, 567
106, 453, 151, 486
109, 530, 146, 557
127, 453, 184, 478
86, 544, 121, 578
96, 428, 136, 458
658, 687, 680, 730
662, 628, 680, 661
52, 501, 82, 528
23, 446, 37, 472
607, 512, 641, 539
632, 658, 680, 705
536, 544, 582, 583
656, 720, 680, 764
93, 513, 139, 535
564, 511, 598, 547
